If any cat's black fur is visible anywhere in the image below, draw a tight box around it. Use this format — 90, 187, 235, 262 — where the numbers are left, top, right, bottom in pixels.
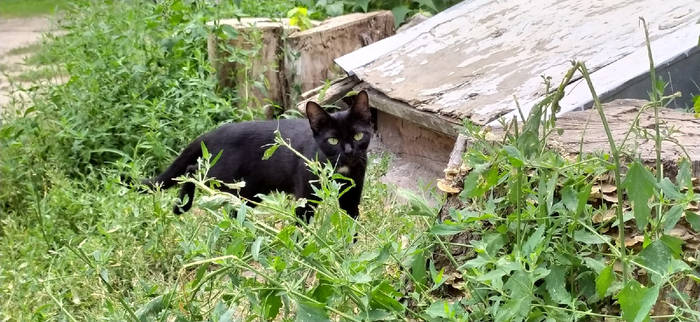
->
142, 91, 372, 220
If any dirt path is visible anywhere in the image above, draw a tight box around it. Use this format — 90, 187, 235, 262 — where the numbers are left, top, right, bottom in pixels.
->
0, 16, 53, 110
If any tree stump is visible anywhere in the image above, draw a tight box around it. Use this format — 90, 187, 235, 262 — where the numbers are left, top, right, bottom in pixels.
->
208, 11, 394, 114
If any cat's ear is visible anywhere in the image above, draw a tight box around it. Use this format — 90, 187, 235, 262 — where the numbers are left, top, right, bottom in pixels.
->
306, 101, 331, 133
350, 90, 370, 122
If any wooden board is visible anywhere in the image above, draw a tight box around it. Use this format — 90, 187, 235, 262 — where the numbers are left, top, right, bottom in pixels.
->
547, 99, 700, 177
442, 99, 700, 183
208, 18, 297, 110
286, 11, 394, 93
336, 0, 699, 126
208, 12, 393, 110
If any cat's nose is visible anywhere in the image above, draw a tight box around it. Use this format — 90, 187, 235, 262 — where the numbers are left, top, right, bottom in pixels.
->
343, 143, 352, 154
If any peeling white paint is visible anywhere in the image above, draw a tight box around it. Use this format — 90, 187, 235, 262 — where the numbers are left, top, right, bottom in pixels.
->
339, 0, 699, 126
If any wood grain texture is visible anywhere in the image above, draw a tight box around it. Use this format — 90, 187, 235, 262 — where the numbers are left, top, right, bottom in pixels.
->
455, 99, 700, 177
340, 0, 699, 125
550, 99, 700, 177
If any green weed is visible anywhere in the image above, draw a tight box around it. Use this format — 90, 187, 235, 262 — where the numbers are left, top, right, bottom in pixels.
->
5, 43, 42, 57
0, 0, 70, 17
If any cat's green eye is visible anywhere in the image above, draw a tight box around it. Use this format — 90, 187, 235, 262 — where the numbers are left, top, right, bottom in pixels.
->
353, 132, 364, 141
327, 137, 339, 145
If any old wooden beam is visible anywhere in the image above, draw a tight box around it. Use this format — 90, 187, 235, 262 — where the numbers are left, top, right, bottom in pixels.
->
295, 75, 361, 113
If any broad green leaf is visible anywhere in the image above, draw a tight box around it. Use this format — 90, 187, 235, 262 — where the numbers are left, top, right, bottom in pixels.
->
677, 159, 692, 190
415, 0, 438, 11
622, 161, 656, 230
461, 163, 488, 198
638, 240, 672, 280
663, 205, 684, 233
271, 256, 286, 272
660, 235, 683, 257
370, 281, 404, 313
262, 144, 279, 160
312, 281, 335, 304
668, 258, 691, 275
424, 301, 462, 319
503, 145, 524, 167
522, 225, 545, 257
295, 301, 329, 322
561, 186, 578, 212
429, 260, 445, 289
325, 2, 344, 16
221, 24, 237, 39
410, 250, 427, 287
686, 211, 700, 232
300, 241, 318, 257
236, 204, 246, 224
365, 309, 395, 321
617, 280, 659, 322
260, 290, 282, 320
430, 221, 467, 236
251, 237, 263, 261
573, 229, 609, 245
497, 270, 534, 322
353, 0, 370, 12
658, 178, 682, 200
211, 300, 236, 322
391, 5, 411, 27
277, 226, 296, 249
595, 264, 614, 298
398, 189, 435, 217
349, 272, 372, 284
425, 301, 450, 319
475, 258, 519, 292
576, 183, 593, 217
545, 265, 572, 304
483, 233, 505, 256
136, 294, 168, 320
192, 262, 210, 287
582, 257, 606, 273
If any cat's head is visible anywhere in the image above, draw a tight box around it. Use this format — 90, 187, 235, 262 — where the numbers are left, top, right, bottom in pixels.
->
306, 90, 372, 170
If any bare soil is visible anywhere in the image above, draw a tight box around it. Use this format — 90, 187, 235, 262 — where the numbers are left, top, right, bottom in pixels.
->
0, 16, 53, 110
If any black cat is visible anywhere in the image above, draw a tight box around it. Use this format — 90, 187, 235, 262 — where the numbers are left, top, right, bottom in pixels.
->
143, 91, 372, 220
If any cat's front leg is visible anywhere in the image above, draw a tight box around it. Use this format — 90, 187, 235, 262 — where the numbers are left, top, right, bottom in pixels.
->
338, 187, 361, 220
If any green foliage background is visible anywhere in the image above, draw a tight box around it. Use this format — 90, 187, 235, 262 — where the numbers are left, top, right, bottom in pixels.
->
0, 0, 698, 321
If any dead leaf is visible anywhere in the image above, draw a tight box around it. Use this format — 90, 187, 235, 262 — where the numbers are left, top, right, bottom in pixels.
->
669, 226, 693, 241
624, 235, 644, 247
613, 260, 625, 273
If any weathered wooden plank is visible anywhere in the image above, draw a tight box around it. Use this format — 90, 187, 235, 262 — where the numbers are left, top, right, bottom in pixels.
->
338, 0, 699, 126
447, 99, 700, 178
363, 88, 462, 138
286, 11, 394, 93
209, 12, 393, 111
295, 76, 360, 113
550, 99, 700, 177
